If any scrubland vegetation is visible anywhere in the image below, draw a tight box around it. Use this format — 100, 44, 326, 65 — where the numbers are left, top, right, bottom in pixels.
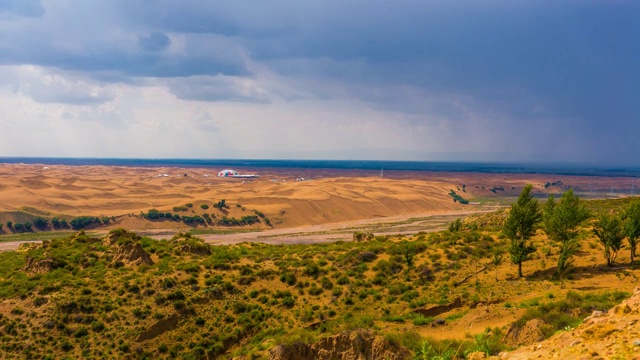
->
0, 189, 638, 359
2, 200, 272, 237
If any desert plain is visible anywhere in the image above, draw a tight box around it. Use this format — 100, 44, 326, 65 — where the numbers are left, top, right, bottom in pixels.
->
0, 163, 637, 234
1, 163, 640, 359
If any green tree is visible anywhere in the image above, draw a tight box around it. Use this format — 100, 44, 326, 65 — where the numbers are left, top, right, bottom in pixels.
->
543, 189, 590, 274
503, 185, 542, 277
32, 217, 48, 229
542, 194, 556, 234
492, 249, 504, 281
403, 244, 415, 269
448, 218, 462, 232
593, 212, 624, 267
622, 200, 640, 267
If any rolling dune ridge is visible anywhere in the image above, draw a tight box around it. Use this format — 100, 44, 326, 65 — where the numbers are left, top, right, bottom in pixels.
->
0, 164, 636, 229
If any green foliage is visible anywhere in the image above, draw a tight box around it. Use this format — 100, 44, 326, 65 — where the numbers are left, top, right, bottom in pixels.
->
182, 215, 205, 225
418, 340, 460, 360
622, 200, 640, 266
70, 216, 102, 230
402, 244, 416, 269
51, 217, 69, 229
12, 221, 33, 232
503, 185, 541, 277
279, 272, 297, 286
514, 290, 628, 339
448, 190, 469, 205
411, 315, 433, 326
543, 190, 590, 274
0, 214, 631, 360
173, 206, 189, 212
353, 232, 374, 242
216, 215, 260, 226
448, 218, 462, 232
593, 212, 624, 267
200, 204, 209, 210
32, 217, 49, 229
144, 209, 165, 220
215, 199, 227, 210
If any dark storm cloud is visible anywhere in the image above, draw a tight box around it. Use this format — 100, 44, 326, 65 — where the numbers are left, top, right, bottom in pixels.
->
0, 0, 45, 17
1, 0, 638, 163
138, 32, 171, 52
227, 0, 639, 163
0, 42, 250, 79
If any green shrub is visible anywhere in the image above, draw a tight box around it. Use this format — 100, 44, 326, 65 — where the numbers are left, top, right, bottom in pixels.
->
280, 273, 297, 286
145, 209, 164, 220
74, 327, 89, 338
32, 217, 49, 229
513, 291, 628, 339
308, 285, 323, 296
281, 297, 295, 308
336, 275, 350, 285
70, 216, 101, 230
320, 277, 334, 290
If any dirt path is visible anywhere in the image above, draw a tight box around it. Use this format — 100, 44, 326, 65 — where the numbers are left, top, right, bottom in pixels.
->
0, 240, 40, 251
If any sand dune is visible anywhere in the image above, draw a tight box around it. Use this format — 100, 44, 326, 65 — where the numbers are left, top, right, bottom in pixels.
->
0, 164, 636, 229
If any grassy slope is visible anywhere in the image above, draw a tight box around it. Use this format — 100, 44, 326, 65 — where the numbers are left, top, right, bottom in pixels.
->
0, 197, 638, 359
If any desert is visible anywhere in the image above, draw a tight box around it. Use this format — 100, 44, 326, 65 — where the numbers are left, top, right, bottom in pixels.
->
1, 162, 640, 359
0, 163, 636, 233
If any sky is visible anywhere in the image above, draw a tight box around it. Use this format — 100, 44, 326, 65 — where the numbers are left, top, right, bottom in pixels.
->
0, 0, 638, 164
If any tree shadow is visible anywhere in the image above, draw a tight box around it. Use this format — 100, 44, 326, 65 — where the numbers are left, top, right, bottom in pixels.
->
525, 262, 636, 282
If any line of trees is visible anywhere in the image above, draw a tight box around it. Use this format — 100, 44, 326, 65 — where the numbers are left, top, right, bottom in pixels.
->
504, 186, 640, 277
4, 216, 113, 232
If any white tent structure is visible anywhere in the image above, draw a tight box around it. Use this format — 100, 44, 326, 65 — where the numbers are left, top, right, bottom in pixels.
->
218, 169, 238, 177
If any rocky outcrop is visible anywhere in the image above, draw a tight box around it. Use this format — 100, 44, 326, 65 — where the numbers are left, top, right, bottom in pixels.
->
412, 298, 463, 318
103, 229, 141, 246
503, 319, 546, 347
268, 330, 411, 360
180, 242, 211, 256
113, 243, 153, 266
170, 232, 211, 256
23, 257, 59, 273
498, 287, 640, 359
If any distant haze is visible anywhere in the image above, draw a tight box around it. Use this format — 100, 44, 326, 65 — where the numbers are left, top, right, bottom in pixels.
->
0, 1, 638, 165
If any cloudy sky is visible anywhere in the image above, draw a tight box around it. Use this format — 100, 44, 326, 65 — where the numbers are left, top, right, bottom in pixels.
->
0, 0, 638, 164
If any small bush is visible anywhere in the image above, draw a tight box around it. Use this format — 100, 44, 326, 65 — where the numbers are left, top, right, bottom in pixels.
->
412, 315, 434, 326
280, 273, 297, 286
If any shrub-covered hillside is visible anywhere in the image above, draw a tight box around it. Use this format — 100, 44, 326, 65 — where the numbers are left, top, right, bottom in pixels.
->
0, 206, 637, 360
